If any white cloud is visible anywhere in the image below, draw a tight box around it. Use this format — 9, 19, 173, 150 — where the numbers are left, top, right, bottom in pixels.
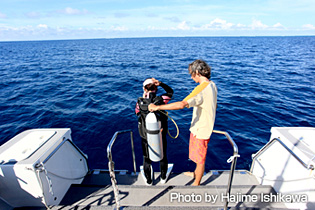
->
147, 26, 161, 30
201, 18, 234, 30
57, 7, 89, 15
110, 25, 128, 31
178, 18, 289, 32
273, 23, 284, 28
0, 16, 314, 41
250, 19, 268, 29
37, 24, 48, 29
177, 21, 190, 30
302, 24, 315, 30
235, 23, 247, 30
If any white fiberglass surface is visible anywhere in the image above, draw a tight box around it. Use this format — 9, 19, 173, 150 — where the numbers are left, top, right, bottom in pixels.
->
289, 129, 315, 153
0, 130, 56, 163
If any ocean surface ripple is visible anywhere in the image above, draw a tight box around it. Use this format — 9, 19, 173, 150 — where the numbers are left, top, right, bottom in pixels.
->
0, 37, 314, 172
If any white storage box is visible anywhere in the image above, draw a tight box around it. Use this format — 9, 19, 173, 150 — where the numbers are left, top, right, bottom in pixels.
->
0, 128, 89, 208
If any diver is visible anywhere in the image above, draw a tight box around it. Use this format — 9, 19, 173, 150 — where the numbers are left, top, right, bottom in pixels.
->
135, 78, 173, 185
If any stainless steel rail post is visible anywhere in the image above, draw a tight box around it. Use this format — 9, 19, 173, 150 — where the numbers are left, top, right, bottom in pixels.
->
250, 137, 314, 172
130, 131, 137, 175
107, 130, 136, 210
213, 130, 239, 210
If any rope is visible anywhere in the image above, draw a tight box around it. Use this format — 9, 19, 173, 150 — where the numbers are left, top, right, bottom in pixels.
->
158, 110, 179, 139
44, 170, 86, 180
227, 154, 240, 163
35, 163, 52, 209
108, 161, 121, 209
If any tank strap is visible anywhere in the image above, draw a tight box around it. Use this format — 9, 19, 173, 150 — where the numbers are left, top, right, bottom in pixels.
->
145, 128, 160, 135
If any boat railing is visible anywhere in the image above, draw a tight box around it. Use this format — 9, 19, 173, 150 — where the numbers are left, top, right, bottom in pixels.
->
250, 137, 315, 172
106, 129, 238, 210
107, 129, 136, 174
107, 129, 135, 210
212, 130, 239, 210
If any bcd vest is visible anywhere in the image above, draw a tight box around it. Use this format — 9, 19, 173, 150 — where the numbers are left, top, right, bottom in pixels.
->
137, 96, 166, 139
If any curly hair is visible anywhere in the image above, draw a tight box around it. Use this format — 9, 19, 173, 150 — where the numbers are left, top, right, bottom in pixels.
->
188, 59, 211, 79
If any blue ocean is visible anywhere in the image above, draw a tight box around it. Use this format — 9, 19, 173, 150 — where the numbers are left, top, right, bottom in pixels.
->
0, 37, 314, 173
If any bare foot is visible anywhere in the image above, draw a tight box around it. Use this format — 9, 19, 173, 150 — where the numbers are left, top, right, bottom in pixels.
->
184, 171, 194, 178
192, 182, 200, 186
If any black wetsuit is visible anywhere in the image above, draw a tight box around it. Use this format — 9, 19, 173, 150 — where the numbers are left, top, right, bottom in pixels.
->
135, 82, 173, 184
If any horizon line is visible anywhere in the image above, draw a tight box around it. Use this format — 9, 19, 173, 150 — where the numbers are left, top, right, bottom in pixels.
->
1, 35, 315, 43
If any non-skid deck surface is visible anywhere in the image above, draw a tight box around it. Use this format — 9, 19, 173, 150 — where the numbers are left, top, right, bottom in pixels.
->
49, 170, 291, 210
80, 170, 260, 186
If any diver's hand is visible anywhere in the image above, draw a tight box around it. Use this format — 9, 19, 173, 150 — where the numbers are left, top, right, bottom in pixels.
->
148, 103, 158, 112
151, 78, 161, 86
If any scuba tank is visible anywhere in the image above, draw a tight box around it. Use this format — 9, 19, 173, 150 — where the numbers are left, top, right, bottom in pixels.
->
145, 112, 163, 162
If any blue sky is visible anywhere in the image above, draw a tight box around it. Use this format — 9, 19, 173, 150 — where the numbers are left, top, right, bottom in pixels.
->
0, 0, 314, 41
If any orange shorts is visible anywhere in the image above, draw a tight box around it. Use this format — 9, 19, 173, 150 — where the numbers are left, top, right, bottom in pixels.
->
189, 133, 210, 164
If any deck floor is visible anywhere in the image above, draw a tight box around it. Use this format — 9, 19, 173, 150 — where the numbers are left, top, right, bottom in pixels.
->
50, 170, 292, 210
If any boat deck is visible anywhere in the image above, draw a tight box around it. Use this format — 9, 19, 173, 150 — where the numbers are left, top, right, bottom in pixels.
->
46, 170, 293, 210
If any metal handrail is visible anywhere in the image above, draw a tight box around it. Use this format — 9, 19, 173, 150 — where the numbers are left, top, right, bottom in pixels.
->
107, 130, 136, 174
250, 137, 314, 172
212, 130, 239, 210
41, 138, 88, 165
107, 130, 136, 210
106, 129, 237, 210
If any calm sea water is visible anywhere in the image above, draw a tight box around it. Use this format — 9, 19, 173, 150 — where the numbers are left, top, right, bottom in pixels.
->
0, 37, 314, 172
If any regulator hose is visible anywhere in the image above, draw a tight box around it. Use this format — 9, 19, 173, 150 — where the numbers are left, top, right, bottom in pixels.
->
158, 110, 179, 139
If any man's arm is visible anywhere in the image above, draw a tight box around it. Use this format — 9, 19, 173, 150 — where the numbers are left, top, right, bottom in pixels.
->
149, 101, 188, 112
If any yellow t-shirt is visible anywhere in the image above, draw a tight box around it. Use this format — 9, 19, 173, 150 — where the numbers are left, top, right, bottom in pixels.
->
183, 81, 217, 139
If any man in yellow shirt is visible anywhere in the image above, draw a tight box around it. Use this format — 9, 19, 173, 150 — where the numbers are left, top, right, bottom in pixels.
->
149, 59, 217, 186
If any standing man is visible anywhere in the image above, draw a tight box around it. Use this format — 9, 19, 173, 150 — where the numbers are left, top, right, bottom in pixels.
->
149, 59, 217, 186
